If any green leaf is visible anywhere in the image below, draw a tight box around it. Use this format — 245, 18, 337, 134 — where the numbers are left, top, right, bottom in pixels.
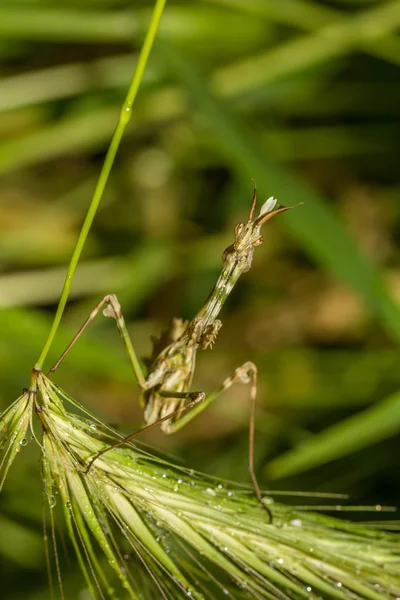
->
266, 390, 400, 479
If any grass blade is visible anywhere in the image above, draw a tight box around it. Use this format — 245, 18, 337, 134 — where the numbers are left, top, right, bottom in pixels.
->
266, 389, 400, 479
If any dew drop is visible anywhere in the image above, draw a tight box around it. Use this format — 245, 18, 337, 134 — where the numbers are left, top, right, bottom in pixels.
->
49, 495, 56, 508
177, 478, 183, 484
222, 589, 229, 595
290, 518, 302, 527
205, 487, 216, 496
306, 587, 312, 593
19, 438, 28, 446
337, 582, 342, 588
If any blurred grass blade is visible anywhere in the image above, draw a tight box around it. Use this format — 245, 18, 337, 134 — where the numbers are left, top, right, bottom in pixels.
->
0, 106, 120, 177
157, 39, 400, 345
0, 5, 267, 48
211, 1, 400, 97
0, 7, 140, 43
266, 389, 400, 479
0, 244, 173, 308
0, 53, 157, 113
0, 515, 43, 568
204, 0, 400, 72
201, 0, 343, 29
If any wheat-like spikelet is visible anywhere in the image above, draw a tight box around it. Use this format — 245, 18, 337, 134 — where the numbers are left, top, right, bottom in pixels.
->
1, 372, 399, 599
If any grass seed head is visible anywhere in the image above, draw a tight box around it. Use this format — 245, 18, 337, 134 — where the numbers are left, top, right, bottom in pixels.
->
1, 372, 399, 599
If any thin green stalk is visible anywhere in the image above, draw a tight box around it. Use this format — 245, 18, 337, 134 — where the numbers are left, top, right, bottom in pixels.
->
35, 0, 167, 371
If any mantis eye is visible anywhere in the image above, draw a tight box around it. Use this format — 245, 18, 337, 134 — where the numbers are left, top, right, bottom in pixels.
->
222, 244, 235, 263
259, 197, 277, 217
234, 223, 244, 237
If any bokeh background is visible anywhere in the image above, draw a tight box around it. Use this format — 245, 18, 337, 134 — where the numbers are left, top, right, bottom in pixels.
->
0, 0, 400, 598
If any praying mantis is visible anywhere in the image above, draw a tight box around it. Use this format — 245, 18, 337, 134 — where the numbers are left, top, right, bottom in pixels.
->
48, 187, 298, 521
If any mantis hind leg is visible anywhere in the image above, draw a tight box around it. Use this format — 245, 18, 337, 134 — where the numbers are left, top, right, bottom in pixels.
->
84, 390, 205, 473
163, 361, 273, 523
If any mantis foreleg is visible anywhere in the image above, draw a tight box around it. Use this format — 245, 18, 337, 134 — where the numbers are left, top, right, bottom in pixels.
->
48, 294, 146, 388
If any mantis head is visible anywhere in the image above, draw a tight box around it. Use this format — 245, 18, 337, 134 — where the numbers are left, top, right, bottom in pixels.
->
222, 186, 300, 273
191, 186, 301, 342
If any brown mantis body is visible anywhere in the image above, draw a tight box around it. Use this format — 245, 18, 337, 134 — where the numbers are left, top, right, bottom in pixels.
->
49, 187, 298, 521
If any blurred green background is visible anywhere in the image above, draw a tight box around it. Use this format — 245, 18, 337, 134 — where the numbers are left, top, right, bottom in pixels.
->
0, 0, 400, 598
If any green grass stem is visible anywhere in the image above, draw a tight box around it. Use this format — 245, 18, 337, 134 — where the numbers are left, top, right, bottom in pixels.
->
35, 0, 167, 371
